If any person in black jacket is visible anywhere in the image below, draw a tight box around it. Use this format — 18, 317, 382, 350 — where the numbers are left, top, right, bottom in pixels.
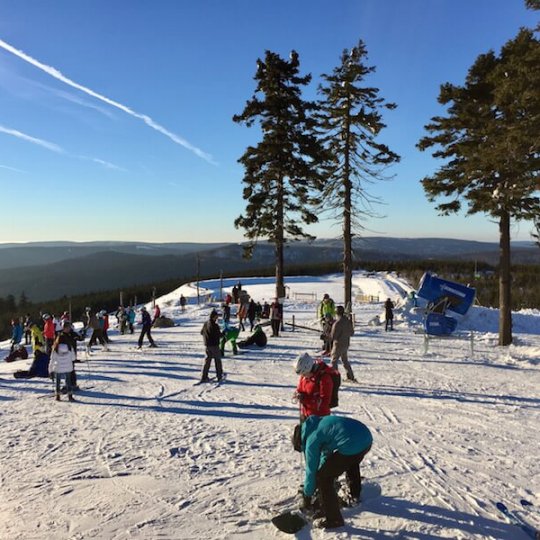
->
137, 307, 157, 349
384, 298, 395, 331
200, 309, 224, 383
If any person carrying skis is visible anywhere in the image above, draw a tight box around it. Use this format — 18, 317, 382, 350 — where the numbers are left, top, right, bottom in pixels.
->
137, 306, 157, 349
384, 298, 395, 331
293, 415, 373, 530
200, 309, 224, 383
293, 353, 336, 421
330, 306, 356, 382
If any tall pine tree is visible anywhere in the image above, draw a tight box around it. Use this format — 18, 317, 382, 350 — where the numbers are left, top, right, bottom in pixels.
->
233, 50, 327, 298
317, 40, 400, 309
418, 29, 540, 346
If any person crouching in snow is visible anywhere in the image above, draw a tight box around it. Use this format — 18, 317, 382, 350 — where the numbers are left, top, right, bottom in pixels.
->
293, 415, 373, 530
294, 353, 335, 422
49, 337, 76, 402
220, 323, 240, 356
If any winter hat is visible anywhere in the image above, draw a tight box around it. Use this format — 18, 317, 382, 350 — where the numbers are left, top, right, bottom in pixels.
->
58, 343, 69, 354
295, 352, 315, 376
210, 309, 219, 319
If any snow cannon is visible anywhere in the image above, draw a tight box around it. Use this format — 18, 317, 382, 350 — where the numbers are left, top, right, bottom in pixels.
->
417, 273, 476, 335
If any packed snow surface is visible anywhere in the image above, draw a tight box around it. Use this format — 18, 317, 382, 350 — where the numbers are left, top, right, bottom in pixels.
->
1, 272, 539, 539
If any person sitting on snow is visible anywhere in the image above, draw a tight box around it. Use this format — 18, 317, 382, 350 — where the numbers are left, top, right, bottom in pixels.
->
293, 352, 337, 421
10, 319, 23, 353
293, 415, 373, 530
220, 323, 240, 356
13, 349, 50, 379
237, 324, 267, 349
4, 344, 29, 363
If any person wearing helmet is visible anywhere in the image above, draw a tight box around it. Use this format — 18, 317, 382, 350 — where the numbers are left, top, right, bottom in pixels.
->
137, 306, 157, 349
199, 309, 223, 382
294, 353, 336, 421
293, 415, 373, 530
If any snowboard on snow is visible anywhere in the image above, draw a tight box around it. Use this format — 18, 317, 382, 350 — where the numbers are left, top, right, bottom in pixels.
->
271, 481, 381, 534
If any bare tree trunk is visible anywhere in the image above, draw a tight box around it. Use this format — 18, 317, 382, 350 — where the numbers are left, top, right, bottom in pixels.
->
498, 210, 512, 346
275, 177, 286, 300
343, 105, 353, 311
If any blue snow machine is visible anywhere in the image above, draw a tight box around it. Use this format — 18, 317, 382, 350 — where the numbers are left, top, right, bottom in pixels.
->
417, 273, 476, 336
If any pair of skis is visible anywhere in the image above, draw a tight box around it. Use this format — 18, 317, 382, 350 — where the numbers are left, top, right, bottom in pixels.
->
496, 499, 539, 540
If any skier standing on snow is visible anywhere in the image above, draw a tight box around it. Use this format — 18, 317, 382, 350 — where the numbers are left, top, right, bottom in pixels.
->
199, 309, 224, 383
330, 306, 356, 382
293, 352, 336, 421
137, 306, 157, 349
49, 336, 76, 402
293, 415, 373, 530
270, 298, 282, 337
384, 298, 395, 331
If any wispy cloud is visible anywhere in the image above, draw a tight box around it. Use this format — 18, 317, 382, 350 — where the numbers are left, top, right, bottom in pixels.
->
0, 124, 125, 171
0, 38, 215, 164
87, 157, 127, 172
0, 164, 26, 173
0, 124, 64, 153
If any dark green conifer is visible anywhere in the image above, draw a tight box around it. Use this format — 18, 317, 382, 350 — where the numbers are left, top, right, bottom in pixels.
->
418, 29, 540, 345
317, 40, 400, 309
233, 50, 327, 298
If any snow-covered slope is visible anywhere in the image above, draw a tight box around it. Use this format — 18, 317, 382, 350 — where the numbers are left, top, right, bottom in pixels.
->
1, 272, 539, 539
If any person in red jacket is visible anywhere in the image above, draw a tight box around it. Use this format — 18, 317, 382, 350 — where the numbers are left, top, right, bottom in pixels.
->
42, 313, 56, 356
294, 352, 335, 421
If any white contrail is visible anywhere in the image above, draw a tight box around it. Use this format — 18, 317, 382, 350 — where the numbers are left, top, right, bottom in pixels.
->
0, 124, 64, 153
89, 157, 127, 172
0, 164, 26, 173
0, 38, 215, 163
0, 124, 125, 171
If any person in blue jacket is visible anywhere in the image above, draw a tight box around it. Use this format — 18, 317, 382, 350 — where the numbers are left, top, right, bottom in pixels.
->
294, 415, 373, 529
10, 319, 23, 353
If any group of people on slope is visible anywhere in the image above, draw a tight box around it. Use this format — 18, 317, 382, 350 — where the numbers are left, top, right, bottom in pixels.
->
200, 287, 269, 382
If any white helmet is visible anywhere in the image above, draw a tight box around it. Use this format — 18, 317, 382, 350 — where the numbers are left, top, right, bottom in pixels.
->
295, 353, 315, 376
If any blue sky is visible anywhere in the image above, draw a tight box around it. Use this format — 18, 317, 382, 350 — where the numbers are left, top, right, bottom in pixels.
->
0, 0, 537, 244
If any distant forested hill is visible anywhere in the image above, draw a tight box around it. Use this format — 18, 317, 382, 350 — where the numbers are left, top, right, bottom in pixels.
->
0, 238, 537, 302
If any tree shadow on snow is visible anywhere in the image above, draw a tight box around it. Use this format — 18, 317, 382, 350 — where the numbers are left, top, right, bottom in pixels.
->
338, 495, 525, 539
345, 382, 540, 409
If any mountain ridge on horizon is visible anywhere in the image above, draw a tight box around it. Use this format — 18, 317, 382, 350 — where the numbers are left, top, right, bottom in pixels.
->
0, 237, 537, 302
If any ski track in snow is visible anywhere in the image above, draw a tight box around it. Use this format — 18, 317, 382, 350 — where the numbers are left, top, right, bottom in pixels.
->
1, 272, 539, 539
